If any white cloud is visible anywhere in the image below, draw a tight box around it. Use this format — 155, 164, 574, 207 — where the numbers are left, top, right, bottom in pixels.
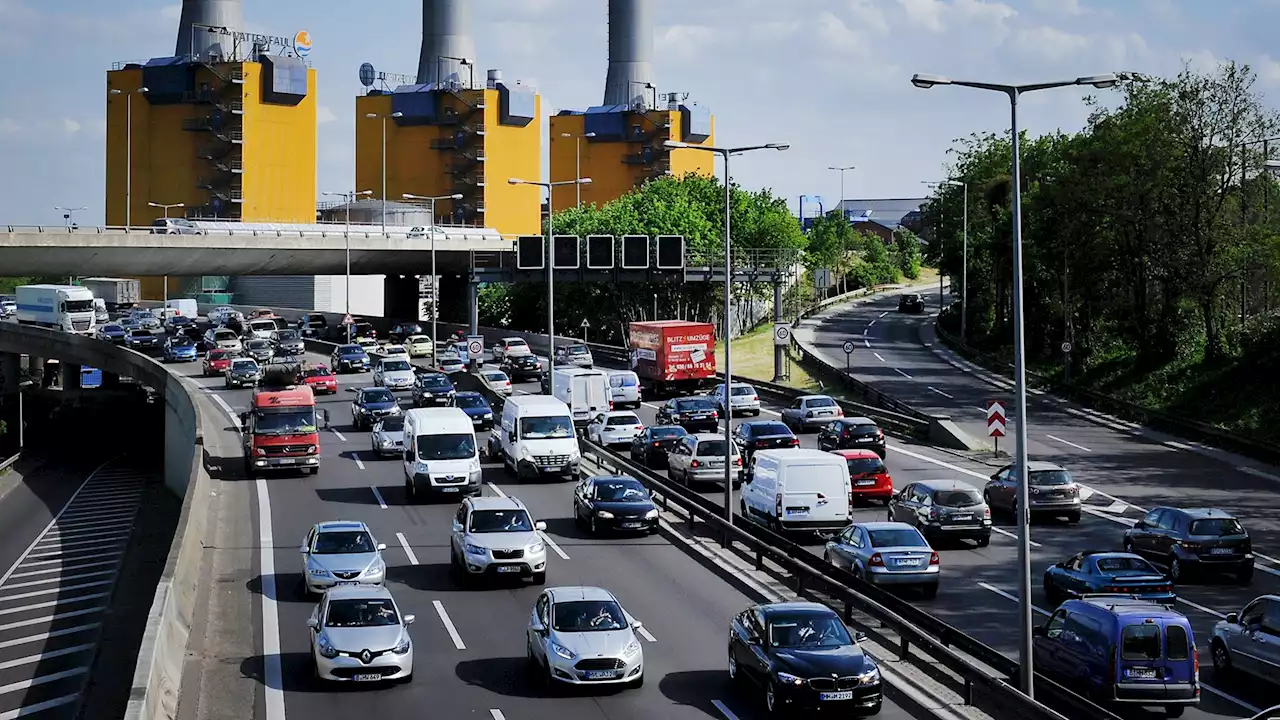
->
894, 0, 1014, 37
847, 0, 890, 35
1031, 0, 1084, 15
316, 104, 337, 125
816, 12, 870, 55
62, 118, 81, 134
1182, 49, 1222, 74
0, 117, 19, 135
159, 4, 181, 21
656, 24, 717, 61
897, 0, 946, 32
1015, 26, 1091, 62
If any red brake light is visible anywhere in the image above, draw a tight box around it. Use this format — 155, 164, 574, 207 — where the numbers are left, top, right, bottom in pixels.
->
789, 438, 799, 447
690, 459, 701, 468
869, 553, 884, 567
711, 410, 719, 419
735, 457, 742, 466
929, 552, 940, 565
652, 441, 662, 447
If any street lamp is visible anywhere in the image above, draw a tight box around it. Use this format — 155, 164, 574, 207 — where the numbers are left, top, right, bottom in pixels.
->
322, 189, 374, 341
149, 202, 186, 306
402, 193, 463, 350
828, 166, 855, 219
560, 132, 598, 207
110, 87, 150, 230
665, 139, 790, 525
508, 176, 593, 397
53, 206, 87, 229
922, 180, 968, 340
912, 70, 1118, 698
366, 112, 405, 234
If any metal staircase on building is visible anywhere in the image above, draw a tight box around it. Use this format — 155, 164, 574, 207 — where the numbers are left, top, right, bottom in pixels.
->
180, 63, 246, 219
429, 91, 486, 226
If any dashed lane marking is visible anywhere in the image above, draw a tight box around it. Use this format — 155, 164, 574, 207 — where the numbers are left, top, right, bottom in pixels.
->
1177, 597, 1226, 619
990, 527, 1042, 548
869, 319, 877, 327
486, 482, 507, 497
433, 600, 466, 650
329, 428, 348, 442
352, 454, 365, 471
711, 700, 743, 720
894, 368, 912, 379
636, 624, 657, 642
489, 711, 507, 720
874, 352, 886, 362
927, 386, 953, 399
879, 311, 888, 318
396, 532, 419, 565
539, 531, 570, 560
1045, 434, 1092, 452
370, 486, 387, 509
254, 478, 287, 720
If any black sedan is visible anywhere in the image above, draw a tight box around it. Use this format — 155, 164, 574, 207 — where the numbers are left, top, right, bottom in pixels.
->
898, 293, 925, 313
96, 323, 128, 344
655, 397, 719, 433
125, 329, 162, 353
629, 425, 688, 468
572, 475, 659, 535
732, 420, 799, 475
503, 354, 543, 381
389, 322, 424, 344
729, 601, 882, 716
1042, 551, 1176, 607
816, 417, 886, 458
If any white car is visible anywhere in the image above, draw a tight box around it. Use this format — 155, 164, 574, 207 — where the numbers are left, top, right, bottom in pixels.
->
245, 318, 277, 340
374, 358, 416, 390
586, 411, 645, 448
480, 369, 513, 396
449, 496, 548, 584
299, 521, 388, 595
206, 328, 242, 353
492, 337, 532, 360
438, 351, 466, 374
711, 382, 762, 417
307, 585, 414, 683
379, 344, 410, 361
357, 337, 380, 352
526, 586, 645, 688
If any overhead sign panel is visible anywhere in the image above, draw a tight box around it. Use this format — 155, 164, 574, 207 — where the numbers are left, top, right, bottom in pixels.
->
621, 235, 649, 269
516, 235, 544, 270
655, 235, 684, 269
586, 235, 615, 269
553, 235, 580, 269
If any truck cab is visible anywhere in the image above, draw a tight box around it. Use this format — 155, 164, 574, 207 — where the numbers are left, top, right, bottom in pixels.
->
238, 368, 326, 477
15, 284, 97, 335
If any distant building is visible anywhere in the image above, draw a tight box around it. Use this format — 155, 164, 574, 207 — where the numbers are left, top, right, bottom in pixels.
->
837, 198, 927, 236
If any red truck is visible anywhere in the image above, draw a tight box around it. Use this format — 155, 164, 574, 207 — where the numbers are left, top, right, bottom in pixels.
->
628, 320, 717, 397
238, 366, 325, 477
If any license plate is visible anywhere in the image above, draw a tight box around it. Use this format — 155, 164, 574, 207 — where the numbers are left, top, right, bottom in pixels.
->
896, 558, 922, 566
441, 487, 459, 493
818, 410, 834, 416
787, 508, 809, 517
352, 673, 381, 682
621, 522, 643, 529
820, 691, 854, 701
585, 670, 619, 679
855, 479, 876, 486
496, 566, 521, 573
1210, 547, 1233, 555
277, 458, 296, 465
336, 581, 359, 586
857, 437, 873, 442
473, 418, 483, 424
1126, 668, 1157, 679
541, 466, 559, 471
952, 514, 973, 521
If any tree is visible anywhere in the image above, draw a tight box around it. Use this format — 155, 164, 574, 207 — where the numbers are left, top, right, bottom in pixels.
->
894, 230, 922, 280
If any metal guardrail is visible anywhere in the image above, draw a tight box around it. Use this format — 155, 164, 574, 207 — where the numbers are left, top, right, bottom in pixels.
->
3, 224, 507, 240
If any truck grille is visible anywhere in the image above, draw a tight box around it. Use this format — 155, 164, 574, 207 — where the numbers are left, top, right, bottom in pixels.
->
534, 455, 570, 466
72, 320, 91, 331
575, 658, 624, 671
491, 549, 524, 560
431, 475, 466, 485
265, 445, 312, 455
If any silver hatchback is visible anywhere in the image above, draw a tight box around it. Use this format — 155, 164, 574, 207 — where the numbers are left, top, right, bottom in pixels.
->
299, 521, 388, 595
984, 461, 1082, 523
527, 586, 645, 687
667, 433, 742, 486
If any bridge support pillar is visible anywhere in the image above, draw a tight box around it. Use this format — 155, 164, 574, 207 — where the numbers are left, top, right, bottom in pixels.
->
26, 357, 49, 388
61, 364, 81, 391
436, 273, 468, 325
383, 275, 419, 323
773, 281, 786, 382
0, 352, 19, 394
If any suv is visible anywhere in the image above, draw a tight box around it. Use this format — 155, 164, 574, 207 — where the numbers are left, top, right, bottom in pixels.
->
1122, 507, 1253, 584
667, 433, 742, 487
298, 520, 387, 596
888, 479, 991, 547
898, 293, 925, 313
984, 461, 1082, 523
555, 344, 594, 368
492, 337, 532, 360
710, 382, 760, 417
448, 496, 548, 585
412, 372, 456, 407
1210, 594, 1280, 688
1034, 597, 1199, 716
655, 397, 720, 433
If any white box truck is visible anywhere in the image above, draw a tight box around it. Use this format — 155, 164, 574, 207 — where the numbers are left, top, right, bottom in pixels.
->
79, 277, 140, 311
551, 367, 611, 428
16, 285, 97, 335
165, 298, 198, 319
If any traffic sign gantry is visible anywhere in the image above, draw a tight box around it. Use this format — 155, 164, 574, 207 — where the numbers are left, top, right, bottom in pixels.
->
986, 400, 1007, 438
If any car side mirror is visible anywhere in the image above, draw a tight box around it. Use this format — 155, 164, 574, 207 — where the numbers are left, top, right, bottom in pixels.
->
239, 412, 249, 424
1226, 612, 1239, 624
451, 520, 463, 532
854, 631, 868, 644
631, 620, 643, 630
299, 545, 308, 554
376, 543, 387, 551
1032, 625, 1046, 637
1132, 520, 1145, 529
531, 618, 546, 634
535, 521, 547, 532
306, 617, 318, 629
403, 614, 416, 625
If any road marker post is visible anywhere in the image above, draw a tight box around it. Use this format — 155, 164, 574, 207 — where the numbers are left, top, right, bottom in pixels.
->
986, 400, 1006, 457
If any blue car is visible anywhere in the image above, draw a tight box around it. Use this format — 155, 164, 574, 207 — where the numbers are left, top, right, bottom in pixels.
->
350, 387, 401, 431
125, 329, 162, 353
331, 344, 370, 374
163, 336, 199, 362
96, 323, 127, 344
454, 391, 494, 429
1043, 551, 1176, 607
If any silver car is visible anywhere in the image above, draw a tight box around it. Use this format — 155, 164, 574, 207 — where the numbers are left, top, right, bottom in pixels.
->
438, 350, 466, 374
526, 586, 645, 687
223, 358, 261, 388
307, 585, 414, 683
556, 344, 594, 368
984, 460, 1082, 523
667, 433, 742, 487
449, 496, 549, 584
823, 521, 940, 598
299, 521, 388, 595
207, 328, 243, 353
370, 416, 406, 458
374, 358, 416, 390
1210, 594, 1280, 687
244, 338, 274, 363
781, 394, 844, 431
480, 369, 513, 396
711, 382, 761, 417
585, 411, 644, 448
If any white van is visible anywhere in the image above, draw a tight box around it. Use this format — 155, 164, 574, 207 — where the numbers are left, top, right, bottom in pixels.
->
401, 407, 483, 502
741, 449, 851, 535
606, 370, 641, 409
552, 367, 611, 428
499, 395, 580, 481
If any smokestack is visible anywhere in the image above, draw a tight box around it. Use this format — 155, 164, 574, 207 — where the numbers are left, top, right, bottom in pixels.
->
417, 0, 477, 87
603, 0, 655, 107
174, 0, 244, 60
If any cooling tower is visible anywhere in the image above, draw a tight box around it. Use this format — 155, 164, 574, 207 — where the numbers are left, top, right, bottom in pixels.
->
173, 0, 244, 59
602, 0, 655, 107
417, 0, 477, 86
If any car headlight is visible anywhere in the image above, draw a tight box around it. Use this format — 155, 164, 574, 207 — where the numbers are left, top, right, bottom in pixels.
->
857, 666, 881, 683
622, 639, 641, 657
464, 543, 486, 556
596, 510, 614, 519
528, 541, 545, 554
645, 509, 659, 519
483, 412, 492, 418
380, 438, 392, 447
390, 406, 403, 415
393, 634, 411, 655
551, 642, 576, 660
568, 447, 580, 461
309, 566, 332, 578
317, 633, 340, 659
776, 671, 804, 686
362, 558, 385, 577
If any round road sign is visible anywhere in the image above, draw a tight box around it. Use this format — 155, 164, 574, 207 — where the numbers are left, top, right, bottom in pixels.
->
468, 339, 484, 356
1061, 341, 1073, 354
842, 341, 855, 354
774, 325, 790, 342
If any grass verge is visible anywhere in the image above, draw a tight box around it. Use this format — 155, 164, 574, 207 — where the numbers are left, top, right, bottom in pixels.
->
714, 324, 856, 401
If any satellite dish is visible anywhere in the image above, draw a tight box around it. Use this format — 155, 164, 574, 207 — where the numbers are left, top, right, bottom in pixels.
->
359, 62, 376, 88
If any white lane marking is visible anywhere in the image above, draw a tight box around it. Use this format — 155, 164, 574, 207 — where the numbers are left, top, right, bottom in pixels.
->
38, 529, 130, 545
2, 571, 115, 590
352, 454, 365, 471
0, 607, 104, 633
1200, 684, 1261, 714
18, 551, 122, 569
396, 533, 419, 565
487, 482, 507, 498
0, 643, 95, 670
636, 624, 657, 642
254, 478, 287, 720
433, 600, 467, 650
1100, 500, 1128, 514
0, 693, 82, 719
868, 319, 877, 327
540, 531, 570, 560
489, 711, 506, 720
862, 328, 869, 336
1236, 465, 1280, 482
370, 486, 387, 509
873, 352, 886, 362
330, 428, 347, 442
977, 582, 1049, 616
893, 368, 912, 379
0, 667, 89, 697
1077, 486, 1094, 502
0, 580, 114, 603
1254, 552, 1280, 566
0, 625, 98, 651
11, 561, 117, 579
990, 526, 1042, 548
1045, 434, 1092, 452
711, 699, 743, 720
879, 311, 888, 318
1177, 597, 1226, 619
209, 393, 241, 429
863, 338, 870, 348
927, 386, 953, 399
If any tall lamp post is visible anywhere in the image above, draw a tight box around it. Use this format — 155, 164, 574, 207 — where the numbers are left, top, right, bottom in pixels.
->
322, 189, 374, 341
110, 87, 149, 230
508, 176, 593, 397
560, 132, 598, 207
366, 112, 404, 235
665, 139, 790, 525
149, 202, 185, 306
53, 206, 87, 229
402, 193, 463, 347
911, 70, 1118, 697
828, 166, 855, 220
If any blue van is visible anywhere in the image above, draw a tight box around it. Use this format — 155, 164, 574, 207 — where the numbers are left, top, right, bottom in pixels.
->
1033, 596, 1199, 717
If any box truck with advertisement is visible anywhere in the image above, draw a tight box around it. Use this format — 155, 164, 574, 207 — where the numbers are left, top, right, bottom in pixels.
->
16, 285, 97, 335
627, 320, 717, 397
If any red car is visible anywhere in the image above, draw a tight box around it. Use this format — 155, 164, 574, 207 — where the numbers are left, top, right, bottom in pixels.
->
203, 349, 233, 377
301, 364, 338, 395
832, 449, 893, 504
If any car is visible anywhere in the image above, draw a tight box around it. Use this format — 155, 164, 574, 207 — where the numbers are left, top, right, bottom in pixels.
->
133, 313, 162, 330
817, 417, 886, 458
151, 217, 203, 234
205, 328, 243, 353
449, 496, 548, 584
437, 350, 466, 374
296, 312, 329, 339
502, 354, 543, 381
125, 328, 162, 353
118, 317, 141, 332
1043, 551, 1176, 607
606, 370, 642, 409
374, 358, 416, 390
834, 449, 894, 504
307, 585, 414, 683
454, 391, 495, 429
224, 357, 262, 388
247, 308, 276, 320
270, 329, 305, 357
479, 369, 513, 396
163, 314, 193, 334
655, 397, 720, 433
667, 432, 742, 487
412, 372, 456, 407
898, 293, 925, 313
824, 521, 940, 597
585, 411, 644, 448
555, 343, 594, 368
244, 318, 278, 341
710, 381, 761, 417
243, 338, 274, 363
350, 387, 402, 430
1209, 594, 1280, 688
299, 521, 388, 595
356, 337, 380, 352
208, 306, 237, 325
781, 394, 845, 432
0, 295, 15, 317
162, 335, 198, 362
492, 336, 532, 360
888, 479, 991, 547
180, 323, 205, 342
984, 461, 1082, 523
629, 425, 688, 468
404, 334, 434, 359
732, 420, 799, 477
96, 323, 128, 344
344, 321, 377, 342
203, 349, 234, 377
573, 475, 659, 535
389, 322, 424, 345
301, 364, 338, 395
1123, 507, 1254, 584
378, 344, 410, 361
728, 601, 881, 715
370, 415, 407, 458
527, 586, 645, 688
330, 344, 370, 373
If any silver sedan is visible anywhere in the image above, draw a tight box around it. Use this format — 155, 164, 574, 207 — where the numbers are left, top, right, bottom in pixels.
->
824, 521, 940, 598
300, 521, 388, 595
526, 586, 645, 687
370, 416, 406, 458
308, 585, 414, 683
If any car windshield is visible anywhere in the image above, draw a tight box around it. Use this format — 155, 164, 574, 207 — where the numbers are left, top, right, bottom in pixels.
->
103, 325, 123, 333
696, 440, 736, 456
605, 414, 640, 427
171, 337, 193, 346
313, 530, 375, 554
249, 321, 274, 331
415, 433, 475, 460
1121, 624, 1162, 661
381, 360, 411, 372
384, 347, 407, 355
361, 389, 396, 403
806, 397, 837, 408
214, 330, 237, 341
1029, 470, 1073, 486
520, 416, 575, 439
676, 398, 716, 411
248, 340, 269, 349
847, 457, 886, 475
552, 600, 627, 632
506, 340, 528, 349
611, 374, 637, 387
933, 489, 983, 507
1094, 556, 1157, 573
1189, 517, 1246, 536
731, 385, 755, 396
565, 346, 588, 355
483, 372, 508, 382
650, 426, 687, 440
455, 395, 488, 409
303, 366, 331, 378
417, 375, 451, 389
469, 509, 533, 533
231, 360, 258, 371
276, 330, 299, 341
408, 335, 429, 344
750, 422, 791, 436
208, 350, 229, 360
338, 346, 365, 356
868, 528, 928, 547
376, 416, 405, 432
594, 479, 648, 502
768, 613, 853, 648
325, 598, 399, 628
253, 408, 316, 434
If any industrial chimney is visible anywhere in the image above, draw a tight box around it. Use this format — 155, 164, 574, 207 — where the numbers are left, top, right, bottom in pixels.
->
602, 0, 655, 108
417, 0, 477, 87
174, 0, 244, 60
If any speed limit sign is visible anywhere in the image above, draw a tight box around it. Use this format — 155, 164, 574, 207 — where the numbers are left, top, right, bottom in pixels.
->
773, 323, 792, 346
467, 335, 484, 357
842, 341, 855, 355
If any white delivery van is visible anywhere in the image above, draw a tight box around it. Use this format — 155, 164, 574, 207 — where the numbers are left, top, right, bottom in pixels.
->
741, 448, 851, 535
92, 298, 109, 325
551, 367, 611, 428
165, 298, 198, 319
606, 370, 641, 409
499, 395, 580, 481
15, 285, 96, 335
402, 407, 483, 501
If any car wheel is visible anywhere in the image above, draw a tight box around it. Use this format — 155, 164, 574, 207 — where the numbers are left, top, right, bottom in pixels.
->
976, 535, 990, 548
728, 649, 741, 683
1169, 556, 1183, 581
532, 571, 546, 585
1166, 706, 1184, 718
1067, 511, 1081, 524
765, 680, 780, 715
1211, 639, 1232, 675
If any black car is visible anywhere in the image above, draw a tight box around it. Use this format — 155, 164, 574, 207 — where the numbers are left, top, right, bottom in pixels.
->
898, 293, 925, 313
655, 397, 719, 433
412, 372, 456, 407
816, 417, 886, 458
503, 354, 543, 381
330, 344, 370, 373
389, 322, 424, 344
349, 387, 401, 430
572, 475, 659, 535
729, 601, 882, 716
1123, 507, 1254, 584
243, 338, 274, 363
629, 426, 687, 467
297, 313, 328, 339
732, 420, 799, 475
270, 329, 305, 357
96, 323, 128, 344
125, 329, 161, 353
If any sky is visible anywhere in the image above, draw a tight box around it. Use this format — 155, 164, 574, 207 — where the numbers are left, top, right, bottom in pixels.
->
0, 0, 1276, 227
